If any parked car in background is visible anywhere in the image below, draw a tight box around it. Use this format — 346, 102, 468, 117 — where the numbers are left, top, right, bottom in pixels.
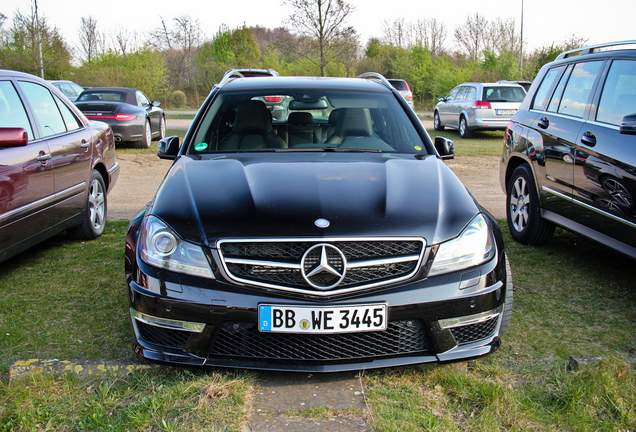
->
497, 80, 532, 92
434, 82, 526, 138
75, 87, 165, 148
500, 41, 636, 259
0, 69, 119, 263
223, 69, 289, 120
388, 78, 415, 109
48, 80, 87, 102
124, 72, 512, 372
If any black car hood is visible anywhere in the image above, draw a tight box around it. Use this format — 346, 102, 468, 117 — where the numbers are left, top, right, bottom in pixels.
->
150, 153, 480, 246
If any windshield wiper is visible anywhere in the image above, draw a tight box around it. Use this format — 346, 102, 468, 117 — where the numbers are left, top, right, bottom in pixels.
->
276, 146, 381, 153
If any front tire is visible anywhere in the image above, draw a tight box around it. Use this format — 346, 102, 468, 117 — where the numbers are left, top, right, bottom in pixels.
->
506, 164, 554, 244
433, 111, 444, 131
134, 120, 152, 149
68, 170, 106, 240
154, 116, 166, 141
459, 116, 472, 138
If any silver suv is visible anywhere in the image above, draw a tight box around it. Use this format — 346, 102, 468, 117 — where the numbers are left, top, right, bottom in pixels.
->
434, 82, 526, 138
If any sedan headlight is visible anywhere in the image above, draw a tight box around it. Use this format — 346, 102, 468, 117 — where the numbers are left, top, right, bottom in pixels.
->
139, 216, 214, 278
428, 214, 495, 276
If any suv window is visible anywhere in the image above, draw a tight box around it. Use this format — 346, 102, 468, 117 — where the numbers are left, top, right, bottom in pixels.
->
556, 61, 603, 118
597, 60, 636, 126
531, 66, 565, 111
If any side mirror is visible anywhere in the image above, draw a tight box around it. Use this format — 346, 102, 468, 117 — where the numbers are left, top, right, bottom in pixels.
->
620, 114, 636, 135
0, 128, 29, 148
152, 100, 161, 107
438, 97, 446, 102
434, 136, 455, 160
157, 136, 180, 160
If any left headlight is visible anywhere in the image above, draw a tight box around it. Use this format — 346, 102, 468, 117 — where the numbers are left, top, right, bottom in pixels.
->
428, 214, 495, 276
139, 216, 214, 278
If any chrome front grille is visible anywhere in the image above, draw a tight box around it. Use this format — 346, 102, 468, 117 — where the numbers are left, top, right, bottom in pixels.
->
217, 238, 426, 296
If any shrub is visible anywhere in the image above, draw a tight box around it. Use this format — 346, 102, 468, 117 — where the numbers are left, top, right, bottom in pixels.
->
170, 90, 187, 108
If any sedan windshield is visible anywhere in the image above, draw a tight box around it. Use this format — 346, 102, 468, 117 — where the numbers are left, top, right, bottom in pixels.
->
187, 89, 428, 155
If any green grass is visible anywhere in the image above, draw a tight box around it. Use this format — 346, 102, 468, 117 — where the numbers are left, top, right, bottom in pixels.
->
1, 217, 635, 430
426, 128, 505, 157
114, 129, 185, 155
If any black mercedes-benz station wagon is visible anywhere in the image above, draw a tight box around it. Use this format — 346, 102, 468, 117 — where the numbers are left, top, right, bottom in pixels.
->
125, 72, 512, 372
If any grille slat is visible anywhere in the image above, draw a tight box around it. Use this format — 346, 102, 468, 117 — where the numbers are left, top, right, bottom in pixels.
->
137, 322, 192, 349
450, 317, 499, 345
210, 320, 430, 361
219, 239, 425, 294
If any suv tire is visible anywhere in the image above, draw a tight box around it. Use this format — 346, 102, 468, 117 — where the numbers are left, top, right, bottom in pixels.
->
506, 164, 555, 244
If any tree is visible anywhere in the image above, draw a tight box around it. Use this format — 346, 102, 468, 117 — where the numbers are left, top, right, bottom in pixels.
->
286, 0, 358, 76
454, 12, 488, 62
78, 16, 103, 63
0, 9, 71, 78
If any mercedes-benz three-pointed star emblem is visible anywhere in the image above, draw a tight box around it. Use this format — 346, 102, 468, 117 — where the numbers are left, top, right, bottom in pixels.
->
300, 244, 347, 290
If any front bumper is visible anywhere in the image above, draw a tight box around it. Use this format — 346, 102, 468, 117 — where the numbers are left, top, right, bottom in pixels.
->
127, 251, 508, 372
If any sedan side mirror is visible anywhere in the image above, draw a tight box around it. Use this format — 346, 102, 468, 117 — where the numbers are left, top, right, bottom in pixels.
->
157, 136, 180, 160
434, 136, 455, 160
0, 128, 28, 148
620, 114, 636, 135
152, 100, 161, 107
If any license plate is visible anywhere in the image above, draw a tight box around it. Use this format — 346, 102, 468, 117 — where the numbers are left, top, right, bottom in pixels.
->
259, 304, 387, 334
496, 109, 516, 115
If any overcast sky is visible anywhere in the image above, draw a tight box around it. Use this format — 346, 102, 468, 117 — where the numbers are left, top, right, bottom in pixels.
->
1, 0, 631, 57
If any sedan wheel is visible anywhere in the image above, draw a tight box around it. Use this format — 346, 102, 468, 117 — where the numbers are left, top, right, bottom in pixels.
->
135, 120, 152, 149
506, 164, 554, 244
433, 111, 444, 131
68, 170, 106, 240
155, 116, 166, 141
459, 116, 472, 138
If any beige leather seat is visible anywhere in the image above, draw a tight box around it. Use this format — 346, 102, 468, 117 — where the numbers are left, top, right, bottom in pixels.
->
218, 100, 286, 150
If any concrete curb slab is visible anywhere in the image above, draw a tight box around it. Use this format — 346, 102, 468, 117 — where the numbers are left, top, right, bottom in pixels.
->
9, 358, 161, 381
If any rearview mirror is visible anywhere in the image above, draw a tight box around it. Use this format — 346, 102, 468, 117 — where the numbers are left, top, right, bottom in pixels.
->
0, 128, 28, 148
434, 136, 455, 160
620, 114, 636, 135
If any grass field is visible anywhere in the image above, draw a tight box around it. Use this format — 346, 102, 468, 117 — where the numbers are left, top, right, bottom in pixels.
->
1, 132, 634, 430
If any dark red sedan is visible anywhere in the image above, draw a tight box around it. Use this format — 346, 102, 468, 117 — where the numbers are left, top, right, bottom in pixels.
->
0, 69, 120, 263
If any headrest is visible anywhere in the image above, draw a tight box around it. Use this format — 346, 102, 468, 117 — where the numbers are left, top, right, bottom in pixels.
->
288, 112, 313, 125
233, 100, 272, 134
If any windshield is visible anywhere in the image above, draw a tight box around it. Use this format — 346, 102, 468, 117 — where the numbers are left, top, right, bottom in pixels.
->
187, 88, 429, 155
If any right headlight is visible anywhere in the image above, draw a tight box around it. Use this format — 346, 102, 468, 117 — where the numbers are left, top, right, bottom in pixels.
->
138, 216, 214, 279
428, 214, 495, 277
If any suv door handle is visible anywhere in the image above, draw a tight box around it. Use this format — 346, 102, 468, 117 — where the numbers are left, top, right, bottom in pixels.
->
581, 131, 597, 147
538, 117, 550, 129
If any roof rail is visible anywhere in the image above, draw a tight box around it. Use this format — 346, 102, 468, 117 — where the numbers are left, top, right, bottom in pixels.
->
557, 40, 636, 60
216, 70, 246, 90
357, 72, 393, 90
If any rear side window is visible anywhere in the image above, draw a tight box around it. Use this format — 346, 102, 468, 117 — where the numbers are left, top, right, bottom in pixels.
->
0, 81, 34, 139
483, 86, 525, 102
597, 60, 636, 126
18, 81, 67, 138
532, 66, 565, 111
556, 61, 603, 118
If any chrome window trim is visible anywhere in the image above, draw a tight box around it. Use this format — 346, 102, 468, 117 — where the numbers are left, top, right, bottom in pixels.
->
542, 186, 636, 229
